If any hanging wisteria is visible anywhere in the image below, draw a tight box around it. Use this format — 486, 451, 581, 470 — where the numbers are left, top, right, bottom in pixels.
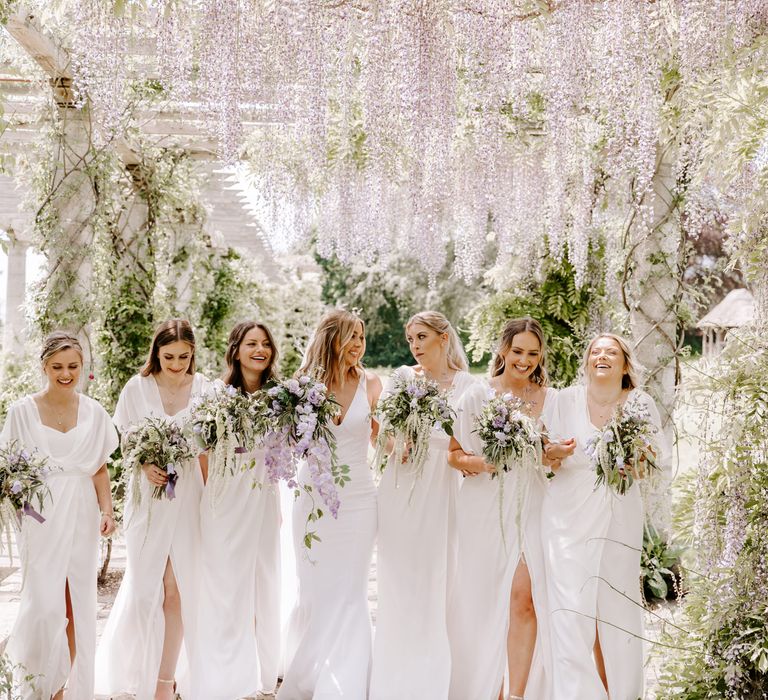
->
39, 0, 768, 280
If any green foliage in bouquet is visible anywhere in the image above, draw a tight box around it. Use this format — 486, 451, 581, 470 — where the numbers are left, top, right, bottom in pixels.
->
658, 330, 768, 699
641, 525, 684, 603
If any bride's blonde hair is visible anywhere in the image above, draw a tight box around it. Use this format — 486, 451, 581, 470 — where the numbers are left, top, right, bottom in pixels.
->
406, 311, 468, 372
299, 309, 365, 388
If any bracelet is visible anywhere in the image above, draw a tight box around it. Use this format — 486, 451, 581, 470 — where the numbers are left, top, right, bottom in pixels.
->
101, 511, 115, 518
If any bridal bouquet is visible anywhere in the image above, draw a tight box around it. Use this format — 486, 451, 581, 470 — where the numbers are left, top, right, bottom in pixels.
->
258, 375, 350, 548
372, 373, 455, 483
474, 391, 542, 546
474, 392, 541, 475
585, 396, 659, 496
0, 441, 50, 541
188, 382, 267, 483
122, 417, 195, 503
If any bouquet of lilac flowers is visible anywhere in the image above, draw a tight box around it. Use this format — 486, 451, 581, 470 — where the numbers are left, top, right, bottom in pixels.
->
122, 417, 195, 505
372, 372, 455, 485
585, 395, 659, 496
258, 375, 350, 549
474, 391, 543, 546
0, 440, 51, 542
474, 392, 541, 474
188, 382, 267, 487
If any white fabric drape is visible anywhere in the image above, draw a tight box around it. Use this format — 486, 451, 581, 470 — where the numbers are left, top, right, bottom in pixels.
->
447, 382, 556, 700
95, 373, 208, 700
1, 394, 118, 700
541, 385, 669, 700
370, 367, 474, 700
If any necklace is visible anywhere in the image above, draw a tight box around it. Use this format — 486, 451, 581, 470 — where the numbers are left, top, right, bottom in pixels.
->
157, 376, 189, 411
422, 367, 453, 386
496, 380, 536, 412
43, 395, 77, 427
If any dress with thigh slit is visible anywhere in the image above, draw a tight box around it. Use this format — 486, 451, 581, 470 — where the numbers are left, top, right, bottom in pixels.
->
1, 395, 118, 700
447, 381, 556, 700
95, 372, 208, 700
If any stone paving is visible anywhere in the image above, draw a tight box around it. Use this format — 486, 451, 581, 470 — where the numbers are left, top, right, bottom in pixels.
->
0, 536, 672, 699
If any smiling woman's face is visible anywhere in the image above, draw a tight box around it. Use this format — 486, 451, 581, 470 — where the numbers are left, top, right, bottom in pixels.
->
157, 340, 193, 378
43, 348, 82, 390
587, 336, 627, 384
500, 330, 541, 381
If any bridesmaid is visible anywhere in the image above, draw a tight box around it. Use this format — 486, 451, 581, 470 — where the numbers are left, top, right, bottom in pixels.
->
447, 318, 558, 700
370, 311, 474, 700
0, 332, 118, 700
541, 333, 668, 699
96, 320, 209, 700
278, 309, 382, 700
194, 321, 282, 699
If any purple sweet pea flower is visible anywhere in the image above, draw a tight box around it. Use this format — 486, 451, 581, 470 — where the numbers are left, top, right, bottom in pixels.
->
10, 480, 22, 495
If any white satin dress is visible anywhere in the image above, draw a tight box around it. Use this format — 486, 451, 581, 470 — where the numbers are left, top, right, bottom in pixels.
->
1, 395, 118, 700
278, 370, 377, 700
95, 372, 208, 700
541, 385, 668, 700
448, 381, 556, 700
370, 367, 474, 700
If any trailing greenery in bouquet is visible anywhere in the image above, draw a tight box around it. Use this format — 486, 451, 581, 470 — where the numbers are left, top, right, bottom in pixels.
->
0, 440, 51, 543
474, 390, 543, 543
188, 382, 268, 488
584, 395, 659, 496
122, 417, 195, 507
257, 374, 350, 549
372, 373, 455, 487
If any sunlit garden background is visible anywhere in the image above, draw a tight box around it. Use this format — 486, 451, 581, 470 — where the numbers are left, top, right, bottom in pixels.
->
0, 1, 767, 697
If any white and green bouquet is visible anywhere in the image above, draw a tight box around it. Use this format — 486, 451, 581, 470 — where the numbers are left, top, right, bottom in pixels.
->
372, 373, 455, 484
474, 390, 543, 545
258, 375, 349, 549
188, 382, 267, 484
0, 440, 51, 543
474, 391, 542, 475
122, 416, 195, 504
585, 395, 659, 496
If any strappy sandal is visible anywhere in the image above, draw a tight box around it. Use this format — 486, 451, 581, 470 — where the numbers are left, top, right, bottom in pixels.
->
158, 678, 180, 700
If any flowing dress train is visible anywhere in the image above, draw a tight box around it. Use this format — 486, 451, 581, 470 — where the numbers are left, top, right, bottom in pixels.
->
369, 367, 474, 700
278, 370, 377, 700
95, 373, 208, 700
541, 385, 669, 700
1, 395, 118, 700
448, 382, 556, 700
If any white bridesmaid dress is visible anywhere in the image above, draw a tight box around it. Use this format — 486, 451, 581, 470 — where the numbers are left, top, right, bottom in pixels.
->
1, 395, 118, 700
369, 366, 475, 700
95, 372, 208, 700
278, 370, 377, 700
447, 381, 555, 700
541, 385, 668, 700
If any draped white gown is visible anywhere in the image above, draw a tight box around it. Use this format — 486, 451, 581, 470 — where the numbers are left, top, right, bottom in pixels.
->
370, 367, 474, 700
541, 385, 668, 700
1, 395, 118, 700
448, 382, 556, 700
278, 370, 377, 700
95, 373, 208, 700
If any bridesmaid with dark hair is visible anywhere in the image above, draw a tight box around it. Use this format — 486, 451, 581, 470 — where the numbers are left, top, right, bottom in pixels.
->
96, 319, 209, 700
194, 320, 283, 700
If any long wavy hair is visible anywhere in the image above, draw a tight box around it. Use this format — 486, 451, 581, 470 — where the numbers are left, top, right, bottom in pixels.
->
580, 332, 644, 389
299, 309, 365, 388
490, 317, 548, 386
222, 321, 279, 393
140, 319, 196, 377
406, 311, 469, 372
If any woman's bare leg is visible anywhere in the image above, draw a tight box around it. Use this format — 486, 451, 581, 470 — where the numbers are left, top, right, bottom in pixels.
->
155, 559, 183, 700
594, 624, 608, 692
52, 580, 76, 700
507, 558, 537, 698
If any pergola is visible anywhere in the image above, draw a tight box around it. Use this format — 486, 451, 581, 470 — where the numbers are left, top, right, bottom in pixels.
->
0, 7, 287, 353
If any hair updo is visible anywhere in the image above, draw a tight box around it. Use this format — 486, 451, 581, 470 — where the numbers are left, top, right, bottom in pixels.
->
40, 331, 84, 366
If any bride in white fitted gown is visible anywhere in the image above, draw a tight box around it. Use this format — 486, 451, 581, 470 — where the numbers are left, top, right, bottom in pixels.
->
279, 309, 383, 700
